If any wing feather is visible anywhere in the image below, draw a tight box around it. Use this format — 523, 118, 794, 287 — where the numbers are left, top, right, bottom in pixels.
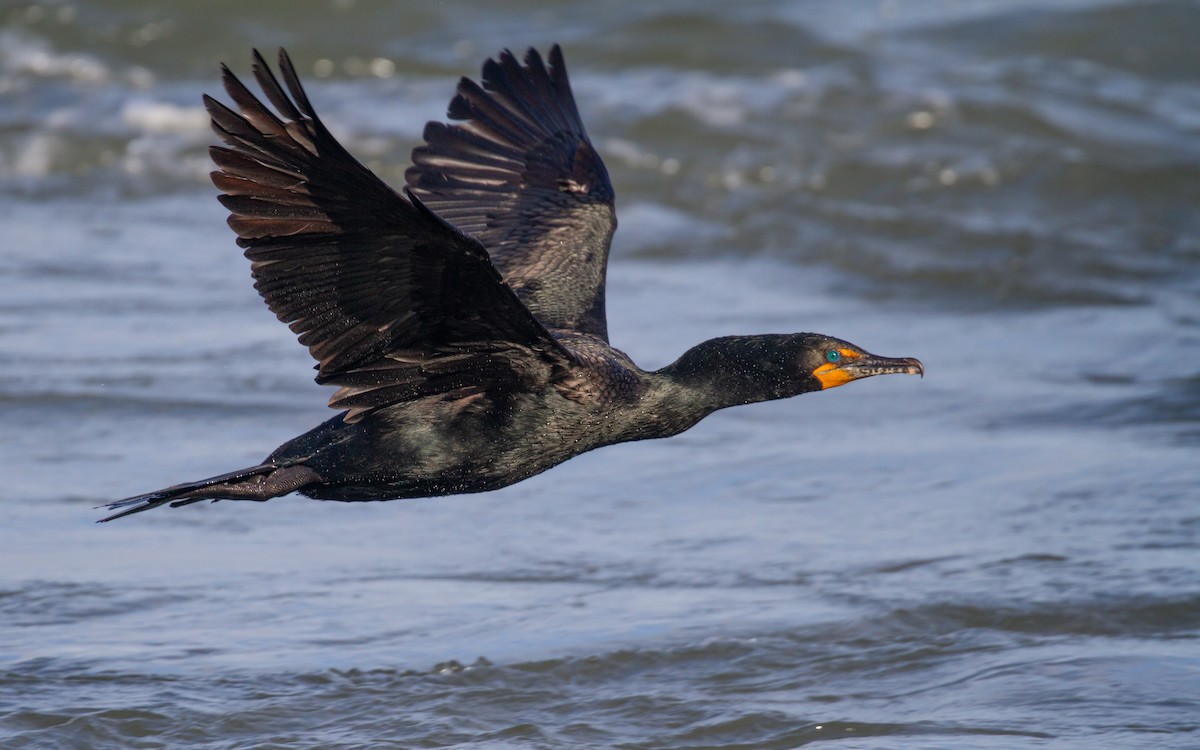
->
407, 45, 617, 340
206, 49, 574, 421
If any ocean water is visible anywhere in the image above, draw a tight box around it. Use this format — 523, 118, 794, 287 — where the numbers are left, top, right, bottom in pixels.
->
2, 1, 1198, 748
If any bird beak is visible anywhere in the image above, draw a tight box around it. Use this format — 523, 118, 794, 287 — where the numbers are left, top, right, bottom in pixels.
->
813, 351, 924, 390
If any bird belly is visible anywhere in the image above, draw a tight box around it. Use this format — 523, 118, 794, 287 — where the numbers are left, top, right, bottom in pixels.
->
276, 394, 610, 502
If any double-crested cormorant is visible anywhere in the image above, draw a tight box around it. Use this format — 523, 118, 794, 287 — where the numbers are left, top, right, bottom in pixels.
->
99, 46, 923, 522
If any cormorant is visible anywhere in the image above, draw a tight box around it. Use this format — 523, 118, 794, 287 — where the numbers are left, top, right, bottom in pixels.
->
99, 46, 923, 522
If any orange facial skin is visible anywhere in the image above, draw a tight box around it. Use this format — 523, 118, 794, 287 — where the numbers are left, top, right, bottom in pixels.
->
812, 348, 923, 390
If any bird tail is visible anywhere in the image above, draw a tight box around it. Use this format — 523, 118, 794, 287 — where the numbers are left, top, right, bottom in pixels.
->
96, 463, 317, 522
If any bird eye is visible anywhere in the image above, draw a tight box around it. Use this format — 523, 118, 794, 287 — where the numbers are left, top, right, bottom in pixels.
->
826, 350, 840, 363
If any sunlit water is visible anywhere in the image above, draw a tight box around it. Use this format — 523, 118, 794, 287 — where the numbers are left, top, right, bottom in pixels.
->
2, 1, 1198, 748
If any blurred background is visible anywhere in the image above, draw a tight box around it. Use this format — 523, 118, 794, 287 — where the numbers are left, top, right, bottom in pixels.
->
2, 1, 1197, 748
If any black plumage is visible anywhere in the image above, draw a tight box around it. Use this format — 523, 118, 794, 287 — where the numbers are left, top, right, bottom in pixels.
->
100, 46, 923, 522
408, 46, 615, 340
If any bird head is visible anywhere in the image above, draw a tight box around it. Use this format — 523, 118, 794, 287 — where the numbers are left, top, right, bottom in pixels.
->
662, 333, 923, 410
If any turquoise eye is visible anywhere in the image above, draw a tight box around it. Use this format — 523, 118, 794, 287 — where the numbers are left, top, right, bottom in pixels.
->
826, 350, 840, 363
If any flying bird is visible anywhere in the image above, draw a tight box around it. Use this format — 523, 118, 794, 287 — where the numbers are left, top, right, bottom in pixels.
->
100, 46, 923, 522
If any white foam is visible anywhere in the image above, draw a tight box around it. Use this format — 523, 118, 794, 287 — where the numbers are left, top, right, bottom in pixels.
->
13, 132, 60, 176
120, 100, 209, 135
0, 30, 108, 83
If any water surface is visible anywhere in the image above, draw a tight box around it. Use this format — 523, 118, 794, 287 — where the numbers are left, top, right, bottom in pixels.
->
2, 1, 1198, 748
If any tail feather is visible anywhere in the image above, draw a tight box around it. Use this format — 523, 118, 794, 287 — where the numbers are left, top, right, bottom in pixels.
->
97, 463, 280, 522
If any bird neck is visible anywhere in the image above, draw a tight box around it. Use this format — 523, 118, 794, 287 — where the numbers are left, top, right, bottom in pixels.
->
654, 334, 819, 415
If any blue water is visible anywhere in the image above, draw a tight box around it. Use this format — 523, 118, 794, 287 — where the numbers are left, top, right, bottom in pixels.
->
2, 1, 1198, 748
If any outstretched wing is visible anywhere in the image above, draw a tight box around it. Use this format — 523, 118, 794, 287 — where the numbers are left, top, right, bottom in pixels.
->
406, 45, 617, 341
205, 49, 574, 422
